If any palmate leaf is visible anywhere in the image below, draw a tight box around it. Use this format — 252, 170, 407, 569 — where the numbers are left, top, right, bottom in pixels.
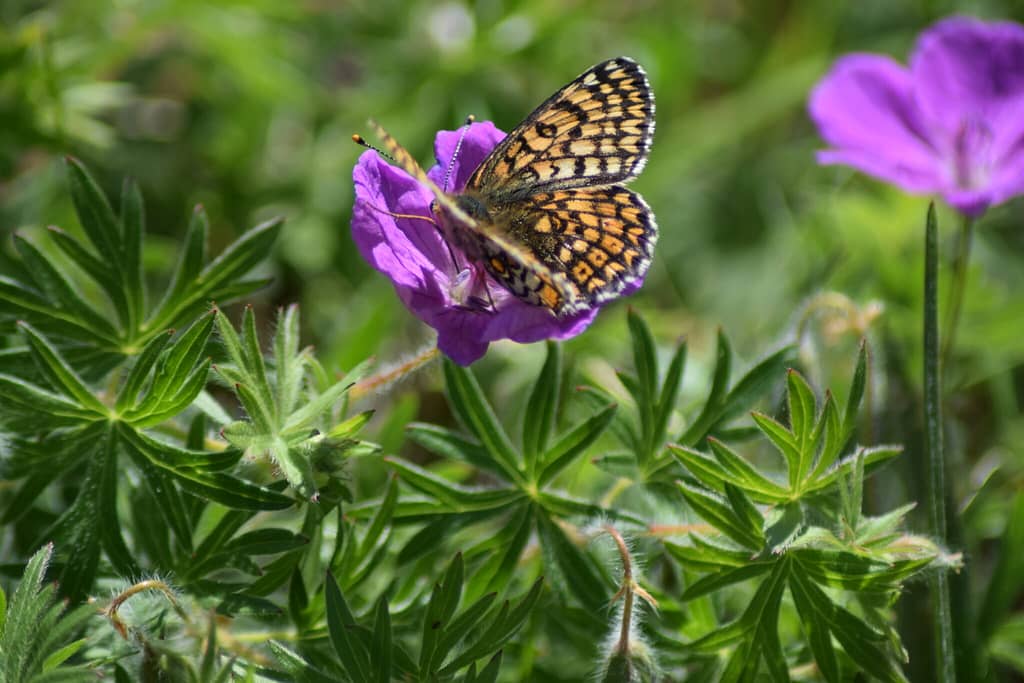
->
0, 318, 293, 600
385, 345, 621, 609
588, 316, 794, 484
216, 305, 376, 501
670, 346, 935, 680
0, 158, 279, 378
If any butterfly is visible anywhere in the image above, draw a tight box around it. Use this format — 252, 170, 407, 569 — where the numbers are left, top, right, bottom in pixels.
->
361, 57, 657, 316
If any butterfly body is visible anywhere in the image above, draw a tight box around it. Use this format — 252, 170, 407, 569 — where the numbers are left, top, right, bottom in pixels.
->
370, 57, 657, 316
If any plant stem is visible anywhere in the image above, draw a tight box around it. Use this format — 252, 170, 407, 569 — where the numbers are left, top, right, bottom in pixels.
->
941, 213, 975, 368
924, 203, 955, 681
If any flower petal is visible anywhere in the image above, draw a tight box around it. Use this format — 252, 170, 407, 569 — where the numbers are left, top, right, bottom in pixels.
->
428, 121, 507, 191
911, 16, 1024, 132
809, 54, 943, 192
352, 150, 452, 294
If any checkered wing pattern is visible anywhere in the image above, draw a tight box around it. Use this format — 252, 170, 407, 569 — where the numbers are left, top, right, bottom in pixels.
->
367, 57, 657, 316
495, 186, 656, 309
467, 57, 654, 197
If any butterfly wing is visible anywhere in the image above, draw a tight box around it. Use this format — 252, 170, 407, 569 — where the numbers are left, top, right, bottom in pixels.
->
493, 185, 657, 309
466, 57, 655, 197
368, 119, 584, 313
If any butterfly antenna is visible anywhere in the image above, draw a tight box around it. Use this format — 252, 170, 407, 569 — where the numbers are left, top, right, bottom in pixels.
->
442, 115, 475, 192
352, 134, 396, 163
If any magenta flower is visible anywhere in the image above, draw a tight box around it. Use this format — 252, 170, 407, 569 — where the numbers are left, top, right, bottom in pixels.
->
809, 16, 1024, 216
351, 121, 604, 366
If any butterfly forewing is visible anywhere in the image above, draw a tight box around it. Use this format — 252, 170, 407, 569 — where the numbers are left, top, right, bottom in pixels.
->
467, 57, 655, 197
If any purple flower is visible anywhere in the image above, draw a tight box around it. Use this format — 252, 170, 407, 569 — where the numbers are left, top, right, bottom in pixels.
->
351, 121, 602, 366
809, 16, 1024, 216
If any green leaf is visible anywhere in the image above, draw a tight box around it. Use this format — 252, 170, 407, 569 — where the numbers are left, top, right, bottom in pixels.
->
537, 401, 616, 487
750, 411, 799, 476
46, 226, 119, 302
325, 572, 371, 682
651, 339, 686, 458
789, 569, 839, 683
421, 553, 465, 673
680, 328, 732, 445
65, 157, 128, 324
536, 512, 608, 609
11, 234, 118, 343
147, 216, 282, 332
156, 205, 209, 322
627, 309, 657, 444
224, 529, 309, 556
115, 329, 174, 412
18, 322, 106, 414
844, 340, 868, 434
439, 578, 542, 675
405, 423, 503, 478
371, 596, 393, 683
127, 309, 215, 419
275, 304, 304, 417
786, 369, 816, 485
443, 360, 522, 483
523, 341, 561, 472
242, 305, 276, 425
0, 373, 102, 426
119, 177, 145, 333
384, 457, 524, 512
705, 439, 789, 500
680, 562, 773, 601
678, 482, 763, 551
978, 492, 1024, 641
268, 640, 338, 683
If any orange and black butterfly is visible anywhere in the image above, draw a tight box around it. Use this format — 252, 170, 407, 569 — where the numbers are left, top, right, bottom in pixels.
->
365, 57, 657, 316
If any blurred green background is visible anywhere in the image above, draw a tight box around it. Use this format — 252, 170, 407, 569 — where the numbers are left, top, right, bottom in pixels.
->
5, 2, 1024, 451
4, 0, 1024, 677
3, 0, 1022, 370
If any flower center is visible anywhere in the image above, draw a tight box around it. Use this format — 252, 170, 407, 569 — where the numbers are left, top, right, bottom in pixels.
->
950, 119, 993, 191
449, 267, 493, 312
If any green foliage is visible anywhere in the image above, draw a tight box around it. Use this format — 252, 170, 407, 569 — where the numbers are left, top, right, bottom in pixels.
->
216, 304, 377, 501
666, 345, 939, 681
383, 342, 629, 612
0, 544, 96, 683
589, 310, 793, 484
4, 2, 1024, 678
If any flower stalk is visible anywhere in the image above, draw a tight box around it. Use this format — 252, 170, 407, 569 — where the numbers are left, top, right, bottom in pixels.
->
924, 203, 955, 681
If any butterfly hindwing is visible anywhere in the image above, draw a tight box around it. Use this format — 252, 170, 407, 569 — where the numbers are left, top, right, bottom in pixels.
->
491, 186, 657, 308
